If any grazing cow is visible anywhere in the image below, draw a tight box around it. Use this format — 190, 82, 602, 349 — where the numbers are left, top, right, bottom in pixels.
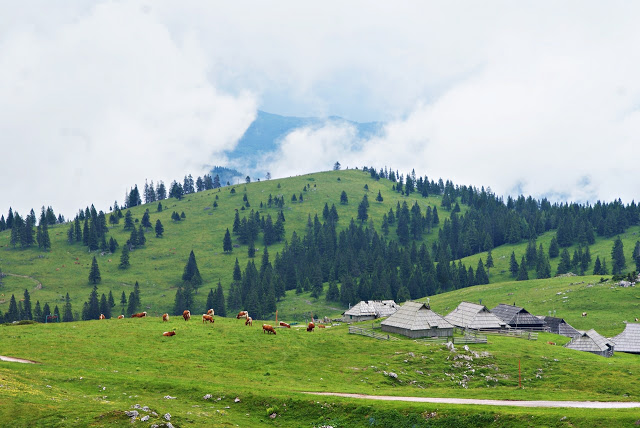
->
635, 318, 639, 322
99, 314, 106, 320
245, 317, 253, 326
162, 313, 169, 322
262, 324, 276, 334
183, 310, 191, 321
202, 314, 215, 324
547, 341, 556, 346
117, 315, 124, 319
318, 324, 326, 328
307, 322, 315, 332
582, 312, 588, 317
207, 308, 215, 316
131, 312, 147, 318
279, 321, 290, 328
237, 311, 249, 319
163, 331, 176, 337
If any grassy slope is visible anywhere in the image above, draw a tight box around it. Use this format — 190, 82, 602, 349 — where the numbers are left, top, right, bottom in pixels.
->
1, 316, 639, 427
0, 169, 447, 318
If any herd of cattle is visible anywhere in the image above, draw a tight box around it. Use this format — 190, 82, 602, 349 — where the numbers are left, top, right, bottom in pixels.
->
97, 309, 325, 336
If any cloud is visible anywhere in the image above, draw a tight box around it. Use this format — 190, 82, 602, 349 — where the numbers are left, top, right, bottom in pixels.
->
0, 1, 256, 218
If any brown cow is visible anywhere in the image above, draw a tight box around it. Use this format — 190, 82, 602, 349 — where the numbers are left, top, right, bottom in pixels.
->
99, 314, 106, 320
207, 308, 215, 316
202, 314, 215, 324
237, 311, 249, 319
163, 331, 176, 337
183, 310, 191, 321
245, 317, 253, 326
117, 315, 125, 319
307, 322, 315, 332
318, 324, 326, 328
262, 324, 276, 335
131, 312, 147, 318
547, 341, 556, 346
279, 321, 291, 328
162, 313, 169, 322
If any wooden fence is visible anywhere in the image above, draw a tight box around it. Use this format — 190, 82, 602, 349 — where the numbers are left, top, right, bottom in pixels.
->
417, 332, 487, 345
348, 326, 399, 341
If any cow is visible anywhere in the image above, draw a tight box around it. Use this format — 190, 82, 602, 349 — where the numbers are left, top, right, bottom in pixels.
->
163, 331, 176, 337
99, 314, 106, 320
183, 310, 191, 321
262, 324, 276, 334
207, 308, 215, 316
131, 312, 147, 318
202, 314, 215, 324
307, 322, 315, 332
279, 321, 291, 328
237, 311, 249, 319
162, 313, 169, 322
318, 324, 326, 328
117, 315, 125, 319
245, 317, 253, 326
582, 312, 588, 317
635, 318, 639, 322
547, 341, 556, 346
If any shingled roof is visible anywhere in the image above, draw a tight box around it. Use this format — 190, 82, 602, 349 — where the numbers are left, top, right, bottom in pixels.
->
565, 329, 614, 357
537, 316, 580, 337
611, 323, 640, 354
491, 304, 545, 328
381, 302, 453, 331
343, 300, 399, 318
444, 301, 506, 330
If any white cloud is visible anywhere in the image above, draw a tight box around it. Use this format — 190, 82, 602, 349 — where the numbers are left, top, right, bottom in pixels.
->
0, 1, 256, 218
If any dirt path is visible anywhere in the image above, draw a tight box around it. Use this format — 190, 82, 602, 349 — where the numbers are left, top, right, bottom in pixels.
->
3, 273, 42, 288
303, 392, 640, 409
0, 355, 39, 364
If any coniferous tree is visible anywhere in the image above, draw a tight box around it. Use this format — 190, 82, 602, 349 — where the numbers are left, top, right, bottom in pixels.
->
549, 236, 560, 258
396, 286, 410, 303
634, 241, 640, 271
205, 288, 215, 312
155, 219, 164, 237
123, 210, 134, 230
340, 191, 348, 205
86, 285, 100, 320
22, 289, 32, 320
137, 224, 146, 246
100, 293, 111, 319
61, 294, 73, 322
119, 245, 130, 269
120, 291, 127, 314
611, 236, 626, 275
53, 305, 61, 321
42, 302, 51, 322
357, 195, 369, 223
376, 190, 383, 202
213, 281, 226, 317
4, 295, 18, 322
517, 256, 529, 281
108, 290, 115, 309
223, 228, 233, 253
182, 250, 203, 290
326, 280, 340, 302
475, 259, 489, 285
141, 211, 152, 230
556, 249, 572, 275
486, 250, 494, 270
248, 240, 255, 258
127, 291, 138, 316
33, 301, 42, 322
88, 256, 101, 284
509, 251, 519, 277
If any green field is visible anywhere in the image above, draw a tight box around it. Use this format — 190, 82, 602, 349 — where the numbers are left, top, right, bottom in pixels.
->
1, 315, 639, 427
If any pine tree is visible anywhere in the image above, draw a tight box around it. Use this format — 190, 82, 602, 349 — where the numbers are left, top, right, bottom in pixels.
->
376, 190, 383, 202
22, 289, 32, 320
509, 251, 519, 277
119, 245, 130, 269
88, 256, 101, 284
141, 211, 152, 229
326, 280, 340, 302
63, 293, 74, 322
127, 291, 138, 316
556, 249, 572, 275
182, 250, 203, 290
593, 256, 603, 275
6, 295, 18, 322
223, 228, 233, 253
123, 210, 134, 230
205, 288, 215, 313
100, 293, 111, 319
120, 291, 127, 313
517, 256, 529, 281
611, 236, 626, 275
137, 224, 146, 246
33, 301, 42, 322
549, 236, 560, 258
340, 191, 348, 205
53, 305, 60, 321
213, 281, 226, 317
634, 241, 640, 271
155, 219, 164, 237
248, 240, 255, 258
475, 259, 489, 285
486, 250, 494, 270
42, 302, 51, 322
87, 285, 100, 319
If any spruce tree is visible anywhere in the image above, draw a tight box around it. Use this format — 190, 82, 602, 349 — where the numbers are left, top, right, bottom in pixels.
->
340, 191, 348, 205
120, 291, 127, 314
123, 210, 134, 230
205, 288, 215, 312
248, 240, 255, 258
22, 289, 32, 320
87, 285, 100, 319
556, 249, 572, 275
137, 224, 146, 246
141, 211, 152, 230
486, 250, 494, 270
88, 256, 101, 284
33, 301, 42, 322
53, 305, 60, 321
63, 293, 74, 322
326, 280, 340, 302
634, 241, 640, 271
155, 219, 164, 237
509, 251, 519, 277
376, 190, 383, 202
108, 290, 115, 309
100, 294, 110, 319
611, 236, 626, 275
6, 294, 19, 322
549, 236, 560, 258
182, 250, 203, 290
223, 228, 233, 253
127, 291, 138, 316
517, 256, 529, 281
475, 259, 489, 285
593, 256, 603, 275
119, 245, 130, 269
213, 281, 227, 317
42, 302, 51, 322
357, 195, 369, 223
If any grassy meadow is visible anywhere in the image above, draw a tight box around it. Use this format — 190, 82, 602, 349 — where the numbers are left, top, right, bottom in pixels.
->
1, 315, 639, 427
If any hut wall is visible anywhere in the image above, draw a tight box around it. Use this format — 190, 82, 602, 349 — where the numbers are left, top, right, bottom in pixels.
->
343, 314, 376, 323
381, 325, 452, 338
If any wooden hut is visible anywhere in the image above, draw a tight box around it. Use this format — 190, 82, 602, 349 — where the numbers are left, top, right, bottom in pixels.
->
564, 329, 614, 357
444, 301, 506, 331
538, 316, 580, 338
381, 301, 454, 338
611, 323, 640, 354
490, 304, 546, 330
341, 300, 399, 323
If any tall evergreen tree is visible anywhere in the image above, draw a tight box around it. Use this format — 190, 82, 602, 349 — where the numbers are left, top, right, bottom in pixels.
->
357, 195, 369, 223
556, 249, 572, 275
22, 289, 32, 320
119, 245, 130, 269
182, 250, 203, 291
611, 236, 626, 275
517, 256, 529, 281
120, 291, 127, 314
223, 228, 233, 253
141, 211, 152, 230
155, 219, 164, 237
33, 301, 42, 322
633, 241, 640, 272
88, 256, 101, 284
213, 281, 226, 317
509, 251, 519, 277
127, 291, 138, 316
100, 293, 111, 318
340, 191, 348, 205
549, 236, 560, 258
475, 259, 489, 284
205, 288, 215, 312
123, 210, 134, 230
86, 285, 100, 320
6, 294, 18, 322
63, 293, 74, 322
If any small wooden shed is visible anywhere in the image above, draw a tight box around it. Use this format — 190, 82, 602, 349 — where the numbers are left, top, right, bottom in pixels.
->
538, 316, 580, 338
564, 329, 615, 357
490, 304, 546, 330
342, 300, 399, 323
444, 301, 506, 331
611, 323, 640, 354
381, 301, 454, 338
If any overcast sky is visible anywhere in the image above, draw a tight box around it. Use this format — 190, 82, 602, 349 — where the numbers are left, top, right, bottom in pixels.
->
1, 1, 639, 219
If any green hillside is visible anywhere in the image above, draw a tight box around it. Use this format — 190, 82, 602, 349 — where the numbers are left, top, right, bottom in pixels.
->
1, 316, 639, 427
0, 169, 447, 319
